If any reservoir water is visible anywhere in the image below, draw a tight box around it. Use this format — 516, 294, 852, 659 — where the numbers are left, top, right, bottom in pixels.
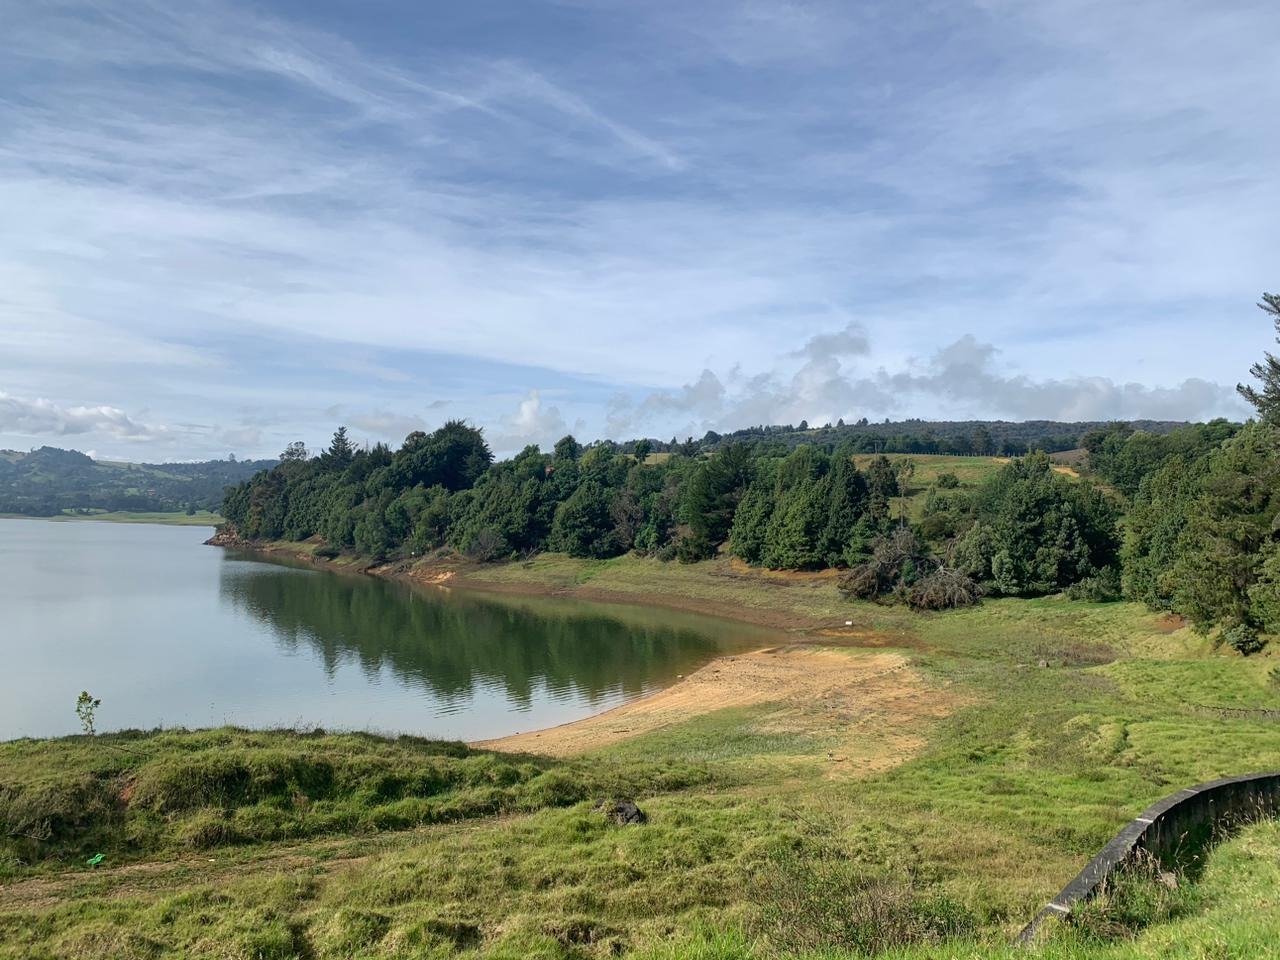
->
0, 518, 765, 741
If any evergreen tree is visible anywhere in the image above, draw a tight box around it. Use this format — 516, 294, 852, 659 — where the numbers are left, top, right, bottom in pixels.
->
820, 451, 869, 566
551, 480, 619, 558
1237, 292, 1280, 423
325, 427, 355, 469
677, 444, 752, 561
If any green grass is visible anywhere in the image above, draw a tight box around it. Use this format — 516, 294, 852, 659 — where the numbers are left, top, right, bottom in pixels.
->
851, 454, 1009, 522
847, 453, 1081, 523
3, 555, 1279, 959
46, 510, 224, 526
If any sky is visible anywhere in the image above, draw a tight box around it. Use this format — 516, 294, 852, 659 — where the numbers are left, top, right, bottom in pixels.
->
1, 0, 1277, 461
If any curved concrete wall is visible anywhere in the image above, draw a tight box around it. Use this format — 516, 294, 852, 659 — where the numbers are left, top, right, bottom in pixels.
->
1016, 771, 1280, 945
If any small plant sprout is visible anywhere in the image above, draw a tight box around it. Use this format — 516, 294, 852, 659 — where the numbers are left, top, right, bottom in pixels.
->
76, 690, 101, 736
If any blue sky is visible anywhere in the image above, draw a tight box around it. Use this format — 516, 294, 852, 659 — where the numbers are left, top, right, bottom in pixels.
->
1, 0, 1276, 460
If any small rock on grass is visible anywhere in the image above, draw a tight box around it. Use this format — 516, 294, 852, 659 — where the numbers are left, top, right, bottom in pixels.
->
598, 799, 647, 825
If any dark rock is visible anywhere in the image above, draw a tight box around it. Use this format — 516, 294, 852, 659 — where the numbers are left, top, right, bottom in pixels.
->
600, 799, 647, 826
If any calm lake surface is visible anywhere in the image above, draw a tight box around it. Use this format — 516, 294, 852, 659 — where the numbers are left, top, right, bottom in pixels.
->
0, 519, 768, 741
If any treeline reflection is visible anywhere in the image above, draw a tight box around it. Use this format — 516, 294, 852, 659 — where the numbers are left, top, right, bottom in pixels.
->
218, 557, 756, 711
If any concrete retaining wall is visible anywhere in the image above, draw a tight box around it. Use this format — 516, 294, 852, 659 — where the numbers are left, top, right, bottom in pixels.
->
1016, 772, 1280, 945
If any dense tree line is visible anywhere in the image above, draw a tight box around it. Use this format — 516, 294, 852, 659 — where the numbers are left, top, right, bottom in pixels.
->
700, 418, 1187, 458
222, 423, 1115, 613
221, 291, 1280, 651
1093, 292, 1280, 651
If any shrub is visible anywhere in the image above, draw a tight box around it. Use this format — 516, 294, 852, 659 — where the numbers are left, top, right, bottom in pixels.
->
313, 544, 340, 560
466, 527, 509, 563
1065, 566, 1122, 602
935, 472, 960, 489
836, 563, 881, 600
1222, 623, 1266, 656
907, 568, 982, 610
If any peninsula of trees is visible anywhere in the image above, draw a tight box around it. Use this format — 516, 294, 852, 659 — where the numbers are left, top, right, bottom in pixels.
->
222, 294, 1280, 650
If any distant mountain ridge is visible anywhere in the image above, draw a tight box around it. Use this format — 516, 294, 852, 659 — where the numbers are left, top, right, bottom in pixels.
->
0, 447, 277, 517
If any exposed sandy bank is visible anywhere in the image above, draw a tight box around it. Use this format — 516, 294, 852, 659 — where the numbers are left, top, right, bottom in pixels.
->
476, 646, 955, 766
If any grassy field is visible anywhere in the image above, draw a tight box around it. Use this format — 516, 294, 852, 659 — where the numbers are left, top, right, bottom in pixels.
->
850, 454, 1007, 522
48, 510, 225, 526
2, 553, 1278, 959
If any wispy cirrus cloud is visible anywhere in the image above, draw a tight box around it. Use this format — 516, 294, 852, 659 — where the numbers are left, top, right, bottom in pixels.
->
0, 0, 1275, 460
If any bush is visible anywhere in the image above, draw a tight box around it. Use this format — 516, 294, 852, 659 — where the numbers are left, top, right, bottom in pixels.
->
313, 544, 340, 560
1222, 623, 1266, 656
935, 472, 960, 489
466, 527, 509, 563
1065, 566, 1122, 602
907, 568, 982, 610
836, 563, 881, 600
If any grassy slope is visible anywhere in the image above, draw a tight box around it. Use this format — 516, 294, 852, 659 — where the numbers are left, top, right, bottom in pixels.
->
2, 555, 1279, 959
853, 454, 1008, 522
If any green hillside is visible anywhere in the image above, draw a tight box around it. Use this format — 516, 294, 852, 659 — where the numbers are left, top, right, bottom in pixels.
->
0, 447, 275, 517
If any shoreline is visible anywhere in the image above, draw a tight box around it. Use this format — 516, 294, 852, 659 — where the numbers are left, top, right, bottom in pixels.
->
473, 644, 946, 760
207, 538, 935, 756
210, 535, 849, 636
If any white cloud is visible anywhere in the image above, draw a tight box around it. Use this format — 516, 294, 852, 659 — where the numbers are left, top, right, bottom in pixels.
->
0, 392, 166, 440
344, 411, 431, 445
607, 328, 1245, 437
0, 0, 1276, 460
488, 390, 577, 453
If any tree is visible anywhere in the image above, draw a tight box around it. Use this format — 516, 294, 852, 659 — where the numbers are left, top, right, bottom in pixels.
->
1237, 292, 1280, 423
956, 453, 1117, 596
1167, 423, 1280, 631
971, 427, 995, 457
325, 427, 355, 469
551, 480, 619, 558
820, 452, 869, 566
865, 455, 898, 521
633, 439, 653, 462
678, 444, 752, 561
280, 441, 308, 462
390, 422, 492, 492
554, 435, 582, 462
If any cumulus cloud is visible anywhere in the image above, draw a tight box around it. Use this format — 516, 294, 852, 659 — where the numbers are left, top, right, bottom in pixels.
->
791, 321, 871, 361
880, 335, 1235, 422
487, 390, 580, 453
0, 391, 165, 440
344, 411, 431, 445
606, 326, 1243, 438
